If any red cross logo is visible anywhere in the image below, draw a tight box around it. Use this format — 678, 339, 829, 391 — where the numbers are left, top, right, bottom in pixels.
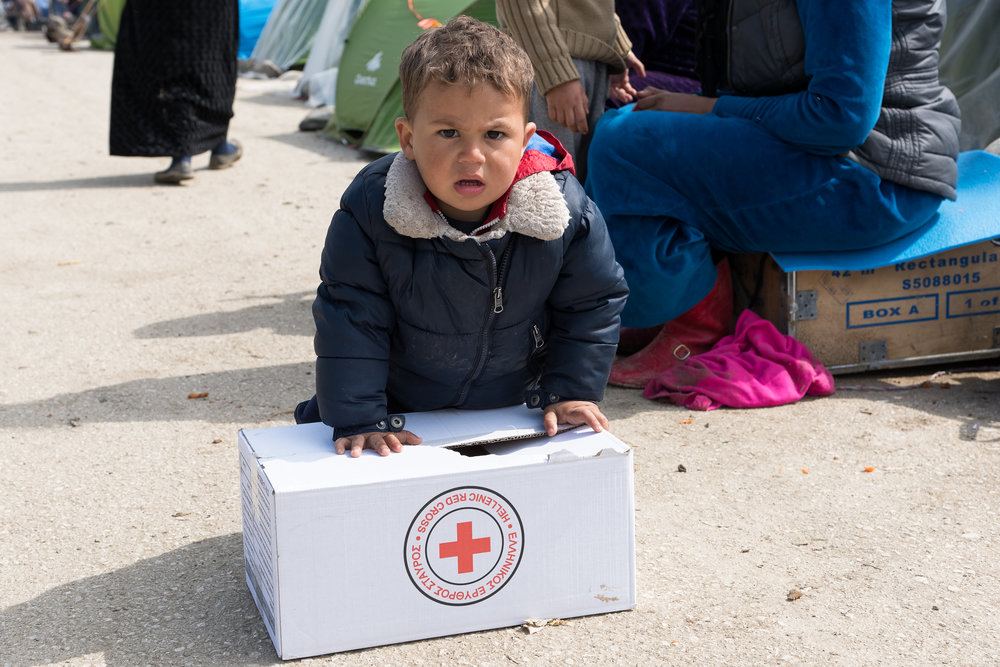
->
438, 521, 491, 574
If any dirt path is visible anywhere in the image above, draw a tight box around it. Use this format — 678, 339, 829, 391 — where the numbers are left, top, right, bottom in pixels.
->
2, 29, 999, 665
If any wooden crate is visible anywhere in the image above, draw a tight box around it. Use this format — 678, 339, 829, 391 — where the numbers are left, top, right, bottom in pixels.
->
731, 240, 1000, 374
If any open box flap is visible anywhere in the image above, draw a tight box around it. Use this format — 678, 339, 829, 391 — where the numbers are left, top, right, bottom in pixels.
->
239, 406, 629, 491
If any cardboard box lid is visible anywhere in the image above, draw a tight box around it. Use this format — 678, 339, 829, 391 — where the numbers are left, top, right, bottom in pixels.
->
240, 406, 630, 492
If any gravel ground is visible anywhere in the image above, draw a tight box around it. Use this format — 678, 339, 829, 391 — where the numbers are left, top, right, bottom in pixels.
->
2, 30, 999, 666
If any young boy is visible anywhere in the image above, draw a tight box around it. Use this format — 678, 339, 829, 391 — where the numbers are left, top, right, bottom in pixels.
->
295, 15, 628, 457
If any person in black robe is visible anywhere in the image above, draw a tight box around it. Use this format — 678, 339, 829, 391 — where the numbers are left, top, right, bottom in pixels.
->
109, 0, 243, 183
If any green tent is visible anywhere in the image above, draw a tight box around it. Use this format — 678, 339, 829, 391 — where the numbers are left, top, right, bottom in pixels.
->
323, 0, 497, 154
89, 0, 127, 50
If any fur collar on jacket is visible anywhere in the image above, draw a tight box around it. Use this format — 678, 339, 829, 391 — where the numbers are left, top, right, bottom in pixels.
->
383, 152, 571, 243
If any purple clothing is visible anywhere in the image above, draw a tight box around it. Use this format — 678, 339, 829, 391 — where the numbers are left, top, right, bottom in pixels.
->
616, 0, 698, 79
609, 0, 699, 107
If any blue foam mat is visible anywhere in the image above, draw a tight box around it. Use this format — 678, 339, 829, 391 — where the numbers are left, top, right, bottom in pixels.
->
771, 150, 1000, 272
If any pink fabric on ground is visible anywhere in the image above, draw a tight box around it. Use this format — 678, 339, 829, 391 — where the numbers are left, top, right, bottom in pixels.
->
643, 310, 835, 410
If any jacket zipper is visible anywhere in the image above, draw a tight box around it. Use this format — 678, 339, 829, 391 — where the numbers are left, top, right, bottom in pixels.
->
531, 323, 544, 349
454, 238, 516, 405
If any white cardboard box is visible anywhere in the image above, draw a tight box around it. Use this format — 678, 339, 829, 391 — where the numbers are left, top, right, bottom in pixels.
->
238, 406, 636, 660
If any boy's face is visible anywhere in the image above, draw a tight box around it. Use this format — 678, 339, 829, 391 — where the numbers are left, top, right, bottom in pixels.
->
395, 81, 535, 222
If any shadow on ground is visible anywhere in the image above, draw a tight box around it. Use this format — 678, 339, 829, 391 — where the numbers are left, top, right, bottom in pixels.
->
0, 173, 159, 192
236, 88, 309, 108
602, 361, 1000, 437
0, 534, 278, 665
0, 362, 314, 429
134, 292, 313, 339
260, 128, 376, 164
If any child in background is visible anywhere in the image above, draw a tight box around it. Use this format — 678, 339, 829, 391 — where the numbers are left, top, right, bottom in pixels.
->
294, 15, 629, 457
495, 0, 645, 181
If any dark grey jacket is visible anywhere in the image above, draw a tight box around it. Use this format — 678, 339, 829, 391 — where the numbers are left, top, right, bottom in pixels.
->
312, 150, 628, 438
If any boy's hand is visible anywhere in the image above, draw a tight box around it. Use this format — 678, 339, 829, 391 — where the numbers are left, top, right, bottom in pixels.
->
546, 80, 590, 134
609, 51, 646, 104
334, 430, 423, 458
542, 401, 609, 436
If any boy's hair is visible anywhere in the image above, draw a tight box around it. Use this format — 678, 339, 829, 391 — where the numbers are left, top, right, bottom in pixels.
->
398, 15, 534, 119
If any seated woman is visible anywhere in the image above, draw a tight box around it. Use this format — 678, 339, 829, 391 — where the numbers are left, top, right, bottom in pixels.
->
587, 0, 961, 388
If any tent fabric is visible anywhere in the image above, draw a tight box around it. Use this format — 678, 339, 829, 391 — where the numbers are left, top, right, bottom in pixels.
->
324, 0, 497, 154
248, 0, 328, 70
238, 0, 279, 60
294, 0, 367, 108
90, 0, 126, 50
940, 0, 1000, 150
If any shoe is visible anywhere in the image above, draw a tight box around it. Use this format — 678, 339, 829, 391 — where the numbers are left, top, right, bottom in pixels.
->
209, 139, 243, 169
608, 258, 734, 388
299, 106, 333, 132
44, 16, 67, 42
252, 60, 283, 78
617, 324, 664, 356
154, 157, 193, 184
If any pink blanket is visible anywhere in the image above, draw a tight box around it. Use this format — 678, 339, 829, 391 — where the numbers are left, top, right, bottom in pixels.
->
643, 310, 835, 410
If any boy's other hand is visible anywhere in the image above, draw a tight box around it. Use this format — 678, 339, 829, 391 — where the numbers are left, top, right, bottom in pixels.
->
334, 430, 423, 458
546, 80, 590, 134
542, 401, 609, 436
609, 51, 646, 104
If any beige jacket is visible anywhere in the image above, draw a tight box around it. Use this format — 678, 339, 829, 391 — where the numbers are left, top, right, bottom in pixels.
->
495, 0, 632, 96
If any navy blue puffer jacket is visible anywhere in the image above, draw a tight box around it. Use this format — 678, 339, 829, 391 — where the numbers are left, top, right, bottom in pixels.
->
311, 136, 628, 438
